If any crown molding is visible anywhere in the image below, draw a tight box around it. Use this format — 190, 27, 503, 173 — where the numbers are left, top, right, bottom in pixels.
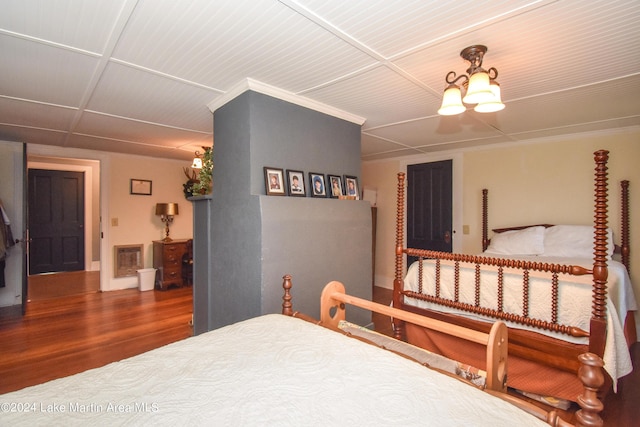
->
206, 78, 366, 125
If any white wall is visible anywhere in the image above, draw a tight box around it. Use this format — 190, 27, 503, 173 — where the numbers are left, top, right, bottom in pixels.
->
362, 129, 640, 326
0, 141, 25, 307
107, 153, 193, 291
361, 159, 399, 289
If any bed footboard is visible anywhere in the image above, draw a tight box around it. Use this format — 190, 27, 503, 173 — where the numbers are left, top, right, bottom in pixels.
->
392, 150, 622, 365
281, 274, 604, 427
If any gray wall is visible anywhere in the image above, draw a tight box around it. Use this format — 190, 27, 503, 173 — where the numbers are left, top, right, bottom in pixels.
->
193, 91, 371, 333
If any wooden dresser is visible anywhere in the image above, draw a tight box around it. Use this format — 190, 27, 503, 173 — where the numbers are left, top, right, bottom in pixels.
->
153, 239, 190, 290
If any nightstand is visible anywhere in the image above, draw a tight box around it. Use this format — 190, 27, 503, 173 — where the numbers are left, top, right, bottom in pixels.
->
153, 239, 190, 290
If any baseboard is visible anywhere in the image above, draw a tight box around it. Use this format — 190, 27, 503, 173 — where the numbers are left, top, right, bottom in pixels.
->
373, 274, 393, 290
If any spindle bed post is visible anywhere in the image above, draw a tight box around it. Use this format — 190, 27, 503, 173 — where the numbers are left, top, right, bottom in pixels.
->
621, 180, 630, 272
482, 188, 489, 251
393, 172, 406, 340
590, 150, 609, 357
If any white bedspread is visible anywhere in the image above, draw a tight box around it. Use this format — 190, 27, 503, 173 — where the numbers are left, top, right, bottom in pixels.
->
403, 256, 637, 386
0, 314, 548, 426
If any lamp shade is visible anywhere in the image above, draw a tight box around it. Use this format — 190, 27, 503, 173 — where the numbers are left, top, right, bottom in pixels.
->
437, 85, 466, 116
462, 71, 493, 104
474, 80, 505, 113
191, 157, 203, 169
155, 203, 179, 216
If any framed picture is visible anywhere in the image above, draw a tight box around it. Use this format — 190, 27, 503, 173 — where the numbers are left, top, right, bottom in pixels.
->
286, 170, 306, 197
344, 175, 360, 200
327, 174, 343, 198
309, 172, 326, 198
130, 179, 152, 195
264, 167, 285, 196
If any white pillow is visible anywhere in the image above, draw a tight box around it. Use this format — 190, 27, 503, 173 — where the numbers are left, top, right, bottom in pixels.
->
484, 226, 545, 256
543, 225, 614, 259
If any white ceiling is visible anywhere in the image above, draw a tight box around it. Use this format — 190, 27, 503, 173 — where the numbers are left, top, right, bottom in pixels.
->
1, 0, 639, 163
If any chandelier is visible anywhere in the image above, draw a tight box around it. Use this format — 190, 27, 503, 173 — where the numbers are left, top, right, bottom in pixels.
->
437, 45, 505, 115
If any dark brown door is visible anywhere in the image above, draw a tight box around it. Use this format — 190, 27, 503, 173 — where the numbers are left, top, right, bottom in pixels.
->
407, 160, 452, 266
28, 169, 85, 274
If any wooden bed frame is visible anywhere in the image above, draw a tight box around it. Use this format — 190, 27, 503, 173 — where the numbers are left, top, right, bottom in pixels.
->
391, 149, 633, 400
281, 275, 605, 427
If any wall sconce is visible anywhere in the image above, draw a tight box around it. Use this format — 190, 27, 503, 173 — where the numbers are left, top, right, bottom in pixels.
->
191, 147, 207, 169
155, 203, 179, 241
191, 156, 203, 169
437, 45, 505, 115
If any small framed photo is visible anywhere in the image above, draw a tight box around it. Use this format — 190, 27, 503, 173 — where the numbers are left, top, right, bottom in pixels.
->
130, 179, 152, 195
309, 172, 327, 198
328, 174, 343, 198
264, 167, 285, 196
344, 175, 360, 200
286, 170, 306, 197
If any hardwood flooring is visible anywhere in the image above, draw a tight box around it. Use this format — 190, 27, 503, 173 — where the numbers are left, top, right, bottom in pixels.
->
0, 278, 637, 426
0, 276, 192, 395
28, 270, 100, 301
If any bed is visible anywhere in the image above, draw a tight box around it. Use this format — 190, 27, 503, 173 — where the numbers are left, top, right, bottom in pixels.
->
0, 276, 604, 426
392, 149, 637, 403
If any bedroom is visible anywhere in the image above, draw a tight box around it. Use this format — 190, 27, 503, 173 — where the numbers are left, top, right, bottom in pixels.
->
3, 2, 637, 424
363, 134, 640, 333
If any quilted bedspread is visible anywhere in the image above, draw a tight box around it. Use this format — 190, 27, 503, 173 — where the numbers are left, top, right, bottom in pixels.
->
403, 256, 637, 385
0, 314, 548, 426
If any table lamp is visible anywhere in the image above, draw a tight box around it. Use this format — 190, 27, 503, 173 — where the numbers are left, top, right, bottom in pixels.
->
155, 203, 179, 241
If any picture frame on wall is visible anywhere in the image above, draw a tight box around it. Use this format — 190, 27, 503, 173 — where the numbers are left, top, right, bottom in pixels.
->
130, 179, 152, 195
344, 175, 360, 200
264, 167, 286, 196
327, 174, 343, 198
309, 172, 326, 198
286, 170, 306, 197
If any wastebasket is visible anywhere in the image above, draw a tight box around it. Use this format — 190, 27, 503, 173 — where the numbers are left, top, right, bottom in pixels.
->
137, 268, 157, 291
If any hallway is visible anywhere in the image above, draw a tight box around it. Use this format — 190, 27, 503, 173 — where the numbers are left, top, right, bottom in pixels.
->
28, 270, 100, 301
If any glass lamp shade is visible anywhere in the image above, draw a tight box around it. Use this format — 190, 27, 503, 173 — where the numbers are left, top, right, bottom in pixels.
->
462, 71, 493, 104
191, 157, 203, 169
437, 85, 466, 116
474, 80, 505, 113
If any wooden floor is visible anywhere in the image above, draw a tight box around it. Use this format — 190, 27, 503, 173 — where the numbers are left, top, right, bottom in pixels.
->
0, 277, 637, 426
28, 270, 101, 301
0, 272, 193, 394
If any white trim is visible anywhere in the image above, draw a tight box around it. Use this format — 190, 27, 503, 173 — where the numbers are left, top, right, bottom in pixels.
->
206, 78, 366, 125
0, 141, 26, 307
28, 161, 94, 272
27, 144, 110, 292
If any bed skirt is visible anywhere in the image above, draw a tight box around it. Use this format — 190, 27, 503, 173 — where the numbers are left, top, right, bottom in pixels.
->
405, 321, 623, 403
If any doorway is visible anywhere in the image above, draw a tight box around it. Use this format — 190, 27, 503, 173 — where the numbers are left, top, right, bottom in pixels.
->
27, 156, 102, 301
403, 153, 463, 267
28, 169, 85, 274
406, 160, 453, 266
0, 141, 27, 310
